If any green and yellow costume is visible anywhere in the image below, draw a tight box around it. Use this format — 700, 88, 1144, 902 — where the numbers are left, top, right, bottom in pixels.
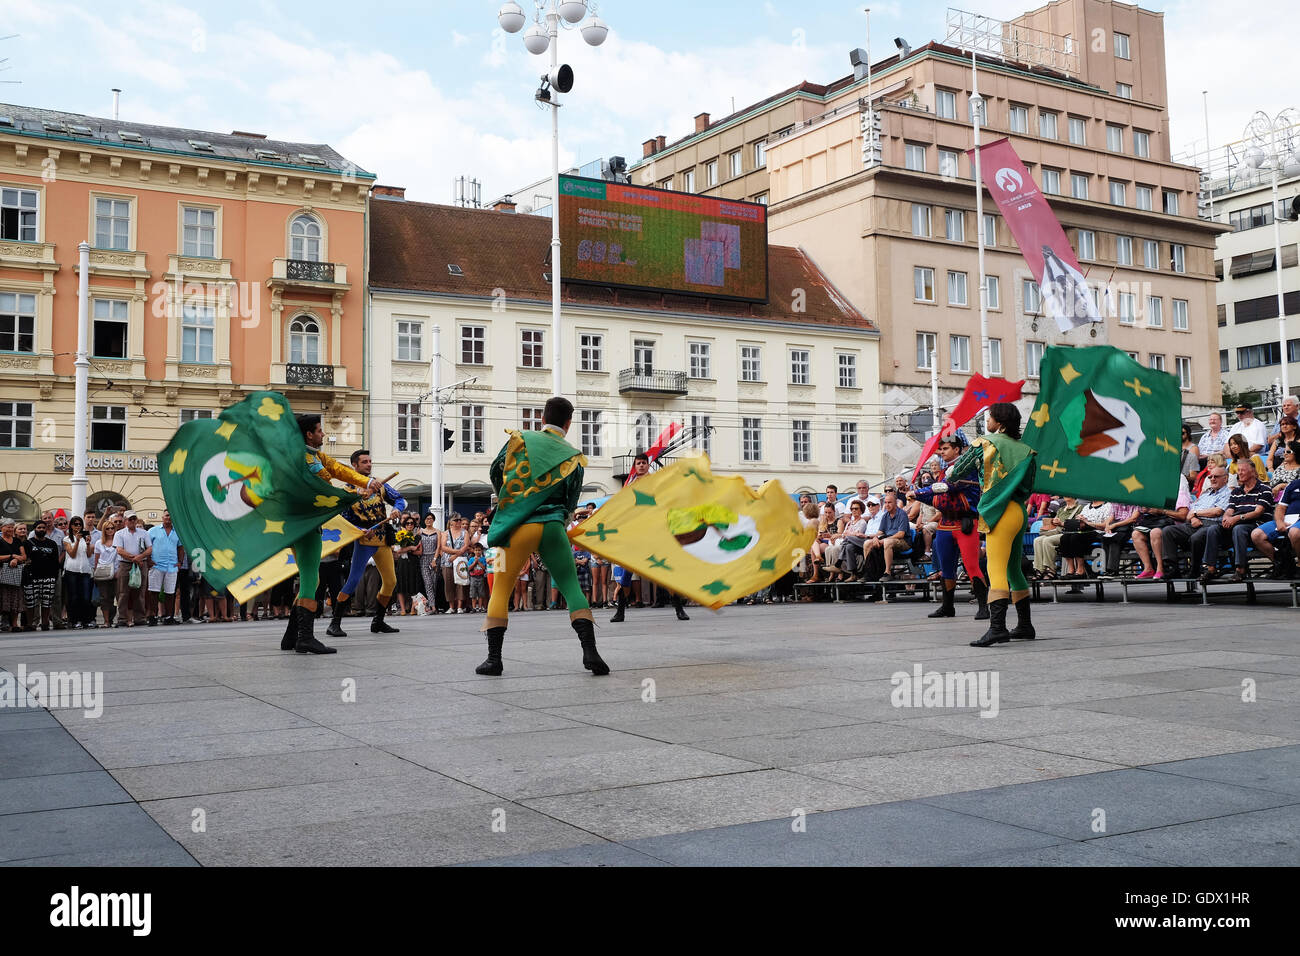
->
950, 432, 1036, 602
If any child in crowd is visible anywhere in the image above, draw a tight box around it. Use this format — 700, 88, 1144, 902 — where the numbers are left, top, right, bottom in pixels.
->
466, 544, 488, 613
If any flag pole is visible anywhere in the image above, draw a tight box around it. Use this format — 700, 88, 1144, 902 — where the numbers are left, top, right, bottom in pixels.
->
971, 50, 991, 376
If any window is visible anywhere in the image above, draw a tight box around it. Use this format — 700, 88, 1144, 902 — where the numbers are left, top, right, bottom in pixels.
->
1070, 173, 1089, 200
983, 214, 996, 247
288, 316, 320, 365
179, 408, 213, 424
520, 328, 545, 368
1117, 235, 1133, 266
740, 345, 762, 382
742, 417, 762, 462
1068, 116, 1087, 145
938, 149, 959, 177
181, 206, 216, 258
1077, 229, 1096, 260
578, 332, 603, 372
1148, 354, 1166, 372
1125, 350, 1139, 361
1230, 203, 1274, 232
1118, 292, 1136, 324
1173, 299, 1189, 331
1164, 191, 1180, 216
1114, 32, 1131, 59
1116, 82, 1133, 99
936, 89, 957, 118
911, 203, 931, 237
660, 179, 672, 191
633, 338, 655, 375
181, 303, 215, 364
1133, 130, 1150, 158
1023, 279, 1041, 315
1106, 125, 1123, 152
91, 298, 128, 358
288, 215, 323, 263
1039, 111, 1058, 139
459, 405, 485, 454
950, 334, 971, 373
1064, 34, 1074, 53
94, 197, 130, 250
914, 267, 935, 302
460, 325, 485, 365
1041, 168, 1061, 194
986, 275, 1000, 310
395, 319, 422, 361
683, 169, 695, 192
789, 348, 810, 385
837, 352, 858, 388
988, 338, 1003, 376
754, 140, 767, 168
396, 402, 422, 453
690, 414, 712, 456
0, 401, 33, 449
688, 340, 711, 379
917, 332, 937, 369
634, 413, 656, 452
705, 160, 718, 187
1238, 342, 1281, 369
1025, 341, 1045, 379
1175, 356, 1192, 390
1136, 185, 1154, 211
754, 193, 769, 205
840, 423, 859, 465
1141, 238, 1158, 270
1171, 243, 1186, 273
947, 270, 968, 306
91, 405, 126, 451
945, 209, 965, 242
521, 407, 543, 431
1, 188, 38, 241
0, 291, 36, 353
1009, 105, 1029, 133
904, 142, 926, 171
729, 150, 743, 178
1220, 349, 1230, 373
1110, 181, 1127, 206
1147, 296, 1163, 328
791, 420, 811, 463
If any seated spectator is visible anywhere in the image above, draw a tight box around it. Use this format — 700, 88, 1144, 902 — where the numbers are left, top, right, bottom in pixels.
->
1266, 416, 1299, 477
1131, 475, 1192, 579
1057, 499, 1111, 578
1100, 502, 1142, 576
1200, 458, 1274, 582
1226, 434, 1267, 489
1026, 492, 1055, 524
1180, 423, 1201, 484
835, 499, 870, 576
1250, 456, 1300, 579
1157, 466, 1232, 578
809, 503, 844, 582
1193, 453, 1226, 497
874, 490, 913, 581
1268, 433, 1300, 492
1032, 497, 1082, 580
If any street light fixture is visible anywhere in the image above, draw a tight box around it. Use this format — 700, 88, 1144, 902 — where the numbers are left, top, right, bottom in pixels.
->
498, 0, 611, 396
1240, 107, 1300, 398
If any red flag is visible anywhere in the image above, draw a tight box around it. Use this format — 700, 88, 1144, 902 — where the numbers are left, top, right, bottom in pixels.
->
623, 422, 683, 486
910, 375, 1025, 482
970, 137, 1102, 333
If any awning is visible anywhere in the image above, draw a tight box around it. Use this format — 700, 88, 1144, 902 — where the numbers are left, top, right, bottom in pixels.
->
1230, 250, 1276, 277
0, 490, 41, 523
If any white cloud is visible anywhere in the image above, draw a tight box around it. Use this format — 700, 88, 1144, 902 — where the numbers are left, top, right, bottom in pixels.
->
452, 30, 471, 48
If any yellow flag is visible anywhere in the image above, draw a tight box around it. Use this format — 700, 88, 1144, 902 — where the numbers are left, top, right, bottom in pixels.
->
225, 515, 362, 603
568, 455, 813, 609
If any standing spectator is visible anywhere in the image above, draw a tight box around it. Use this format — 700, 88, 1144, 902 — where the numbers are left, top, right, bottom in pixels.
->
1265, 416, 1299, 476
92, 515, 119, 627
393, 516, 421, 616
1180, 423, 1201, 483
1198, 412, 1228, 464
466, 544, 489, 612
441, 513, 468, 613
418, 512, 442, 613
1158, 467, 1232, 578
113, 511, 151, 627
62, 516, 95, 628
1200, 459, 1273, 582
46, 511, 68, 629
0, 519, 26, 633
1228, 404, 1267, 455
1131, 477, 1191, 579
23, 518, 60, 631
146, 510, 183, 626
824, 484, 849, 517
512, 552, 532, 612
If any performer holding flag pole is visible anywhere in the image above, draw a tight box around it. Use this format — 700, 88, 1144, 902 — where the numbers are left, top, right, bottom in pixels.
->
608, 450, 690, 623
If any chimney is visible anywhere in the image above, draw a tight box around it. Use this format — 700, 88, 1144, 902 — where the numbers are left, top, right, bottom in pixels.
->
491, 195, 517, 213
694, 112, 710, 133
372, 184, 406, 200
656, 134, 666, 151
230, 130, 268, 139
642, 138, 657, 158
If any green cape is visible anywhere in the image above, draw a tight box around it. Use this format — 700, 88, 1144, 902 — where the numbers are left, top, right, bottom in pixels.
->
486, 429, 586, 547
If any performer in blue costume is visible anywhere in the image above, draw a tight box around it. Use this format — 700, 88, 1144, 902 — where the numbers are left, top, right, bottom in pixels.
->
912, 431, 989, 620
325, 449, 407, 637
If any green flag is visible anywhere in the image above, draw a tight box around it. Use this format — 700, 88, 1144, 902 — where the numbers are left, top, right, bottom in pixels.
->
158, 391, 360, 593
1023, 346, 1182, 508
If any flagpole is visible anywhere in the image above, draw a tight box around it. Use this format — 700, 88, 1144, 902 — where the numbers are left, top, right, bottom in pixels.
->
971, 50, 991, 376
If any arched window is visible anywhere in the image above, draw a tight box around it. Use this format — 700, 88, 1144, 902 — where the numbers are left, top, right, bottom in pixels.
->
290, 214, 322, 262
634, 413, 655, 452
289, 315, 321, 365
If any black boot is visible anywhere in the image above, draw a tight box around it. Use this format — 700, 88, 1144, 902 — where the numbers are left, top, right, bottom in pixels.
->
1009, 596, 1035, 640
475, 626, 505, 675
609, 589, 627, 623
970, 598, 1011, 647
280, 605, 299, 650
673, 593, 690, 621
929, 585, 956, 618
371, 602, 399, 634
572, 618, 609, 675
972, 578, 989, 621
326, 599, 348, 638
294, 606, 337, 654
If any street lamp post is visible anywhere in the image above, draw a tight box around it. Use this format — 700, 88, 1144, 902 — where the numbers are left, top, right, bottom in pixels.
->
498, 1, 610, 397
1242, 108, 1300, 398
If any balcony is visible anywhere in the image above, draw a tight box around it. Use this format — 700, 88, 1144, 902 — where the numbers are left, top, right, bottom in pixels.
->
271, 362, 347, 388
0, 239, 59, 277
269, 257, 349, 292
617, 368, 688, 396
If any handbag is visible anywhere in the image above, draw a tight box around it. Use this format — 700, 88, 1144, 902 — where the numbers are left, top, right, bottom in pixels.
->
93, 559, 115, 582
1062, 518, 1083, 532
128, 562, 142, 589
0, 563, 22, 587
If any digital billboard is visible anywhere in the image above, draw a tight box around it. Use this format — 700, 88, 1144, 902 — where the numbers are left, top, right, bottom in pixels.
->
557, 175, 768, 303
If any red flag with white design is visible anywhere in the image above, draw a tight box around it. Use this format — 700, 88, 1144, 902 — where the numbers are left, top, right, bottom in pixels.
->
911, 375, 1025, 483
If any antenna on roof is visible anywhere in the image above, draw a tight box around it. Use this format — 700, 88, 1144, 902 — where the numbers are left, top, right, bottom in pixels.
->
0, 34, 21, 85
112, 88, 121, 120
452, 175, 482, 208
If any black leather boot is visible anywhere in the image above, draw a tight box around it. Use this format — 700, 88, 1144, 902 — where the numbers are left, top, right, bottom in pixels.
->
326, 599, 348, 638
972, 578, 989, 621
475, 626, 505, 675
970, 598, 1011, 647
371, 602, 399, 634
1009, 596, 1035, 640
928, 585, 956, 618
673, 593, 690, 621
609, 589, 627, 623
280, 605, 299, 650
295, 606, 337, 654
572, 618, 609, 675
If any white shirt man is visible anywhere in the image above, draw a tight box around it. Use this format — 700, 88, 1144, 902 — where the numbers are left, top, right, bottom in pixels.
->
1228, 405, 1267, 454
824, 485, 849, 517
845, 480, 873, 512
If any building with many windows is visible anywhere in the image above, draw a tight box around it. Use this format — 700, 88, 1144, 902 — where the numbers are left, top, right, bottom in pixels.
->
366, 196, 881, 516
0, 103, 373, 522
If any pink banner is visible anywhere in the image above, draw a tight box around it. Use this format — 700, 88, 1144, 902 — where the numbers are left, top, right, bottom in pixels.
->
970, 137, 1101, 332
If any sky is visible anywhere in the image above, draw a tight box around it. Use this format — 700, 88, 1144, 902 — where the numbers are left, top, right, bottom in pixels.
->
0, 0, 1291, 204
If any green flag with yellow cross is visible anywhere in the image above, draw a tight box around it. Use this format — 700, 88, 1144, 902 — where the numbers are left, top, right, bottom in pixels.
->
1022, 345, 1182, 508
158, 391, 360, 594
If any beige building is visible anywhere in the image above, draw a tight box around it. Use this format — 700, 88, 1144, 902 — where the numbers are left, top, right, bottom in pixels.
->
365, 195, 882, 515
629, 0, 1225, 473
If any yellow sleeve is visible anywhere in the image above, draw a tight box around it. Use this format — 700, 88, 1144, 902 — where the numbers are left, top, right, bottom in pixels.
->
317, 451, 370, 490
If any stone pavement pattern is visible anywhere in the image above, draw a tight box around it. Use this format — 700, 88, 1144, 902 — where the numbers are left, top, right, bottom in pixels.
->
2, 596, 1299, 866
